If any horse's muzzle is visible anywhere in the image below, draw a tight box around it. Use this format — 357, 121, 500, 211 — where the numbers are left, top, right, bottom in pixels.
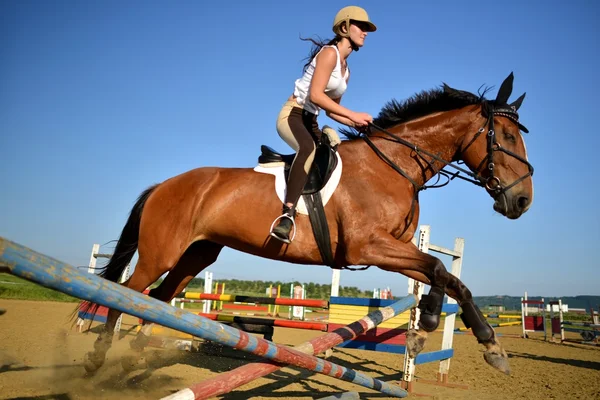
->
493, 193, 530, 219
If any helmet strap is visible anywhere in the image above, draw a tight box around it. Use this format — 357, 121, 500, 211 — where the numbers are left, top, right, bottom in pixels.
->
340, 20, 359, 52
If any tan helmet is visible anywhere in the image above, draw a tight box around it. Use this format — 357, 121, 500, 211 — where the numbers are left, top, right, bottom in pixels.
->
332, 6, 377, 37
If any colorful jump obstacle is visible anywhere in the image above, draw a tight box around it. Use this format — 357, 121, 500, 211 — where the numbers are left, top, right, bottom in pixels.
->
399, 224, 466, 392
521, 296, 547, 340
162, 295, 421, 400
549, 300, 600, 345
159, 287, 331, 342
170, 274, 314, 322
519, 293, 600, 345
0, 236, 418, 398
454, 313, 521, 332
74, 226, 465, 395
174, 291, 329, 308
328, 296, 457, 363
321, 225, 467, 393
160, 225, 466, 393
77, 248, 281, 347
171, 278, 274, 316
322, 225, 466, 393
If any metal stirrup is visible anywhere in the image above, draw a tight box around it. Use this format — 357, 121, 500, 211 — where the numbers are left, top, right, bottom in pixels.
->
269, 213, 297, 242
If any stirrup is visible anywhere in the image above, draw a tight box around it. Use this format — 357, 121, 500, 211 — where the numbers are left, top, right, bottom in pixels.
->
269, 213, 297, 243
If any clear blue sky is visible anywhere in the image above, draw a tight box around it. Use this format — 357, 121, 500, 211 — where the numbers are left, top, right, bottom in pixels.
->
2, 1, 598, 297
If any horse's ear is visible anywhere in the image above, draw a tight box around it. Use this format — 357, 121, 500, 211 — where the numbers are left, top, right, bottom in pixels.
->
495, 72, 514, 104
510, 92, 526, 110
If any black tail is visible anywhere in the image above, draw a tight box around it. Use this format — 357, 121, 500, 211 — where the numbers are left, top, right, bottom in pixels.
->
72, 184, 158, 326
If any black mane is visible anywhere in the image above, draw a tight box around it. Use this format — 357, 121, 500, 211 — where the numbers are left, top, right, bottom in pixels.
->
340, 83, 491, 140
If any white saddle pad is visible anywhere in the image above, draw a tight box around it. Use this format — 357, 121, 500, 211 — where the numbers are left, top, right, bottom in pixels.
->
253, 151, 343, 215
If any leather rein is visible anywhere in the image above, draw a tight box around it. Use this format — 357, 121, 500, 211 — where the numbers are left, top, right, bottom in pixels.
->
360, 102, 534, 238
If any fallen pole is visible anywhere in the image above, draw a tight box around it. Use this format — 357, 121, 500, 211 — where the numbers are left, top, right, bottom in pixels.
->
0, 237, 414, 398
162, 295, 419, 400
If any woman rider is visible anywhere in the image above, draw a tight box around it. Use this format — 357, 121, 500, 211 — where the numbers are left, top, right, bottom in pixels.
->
270, 6, 377, 244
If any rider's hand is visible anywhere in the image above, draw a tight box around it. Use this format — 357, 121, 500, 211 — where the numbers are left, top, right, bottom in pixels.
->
350, 112, 373, 128
356, 124, 371, 134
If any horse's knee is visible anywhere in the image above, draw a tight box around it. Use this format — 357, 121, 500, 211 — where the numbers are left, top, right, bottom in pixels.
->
417, 286, 444, 332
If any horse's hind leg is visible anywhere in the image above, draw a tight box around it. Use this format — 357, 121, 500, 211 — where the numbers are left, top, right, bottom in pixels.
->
83, 256, 169, 373
127, 240, 223, 356
83, 236, 194, 373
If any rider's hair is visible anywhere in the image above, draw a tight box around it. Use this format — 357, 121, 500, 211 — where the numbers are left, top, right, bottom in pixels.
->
299, 35, 343, 72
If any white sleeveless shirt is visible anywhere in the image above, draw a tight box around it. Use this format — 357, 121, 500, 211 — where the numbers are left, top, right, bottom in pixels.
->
293, 45, 349, 115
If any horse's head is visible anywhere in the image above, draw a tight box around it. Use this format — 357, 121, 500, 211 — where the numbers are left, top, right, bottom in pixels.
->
460, 73, 534, 219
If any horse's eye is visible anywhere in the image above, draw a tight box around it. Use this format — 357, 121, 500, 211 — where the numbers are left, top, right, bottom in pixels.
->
504, 133, 516, 144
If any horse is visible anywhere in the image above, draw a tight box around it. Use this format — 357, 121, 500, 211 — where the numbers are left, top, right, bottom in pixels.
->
79, 72, 533, 377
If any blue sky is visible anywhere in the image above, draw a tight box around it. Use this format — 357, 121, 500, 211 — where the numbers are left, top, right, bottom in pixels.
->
1, 1, 598, 297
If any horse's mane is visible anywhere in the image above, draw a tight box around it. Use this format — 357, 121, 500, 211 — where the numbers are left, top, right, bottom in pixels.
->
340, 83, 492, 140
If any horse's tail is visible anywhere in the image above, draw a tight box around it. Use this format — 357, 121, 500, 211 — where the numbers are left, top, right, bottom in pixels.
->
72, 184, 158, 326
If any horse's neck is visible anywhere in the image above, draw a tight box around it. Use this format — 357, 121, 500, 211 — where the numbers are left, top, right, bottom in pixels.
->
371, 110, 474, 187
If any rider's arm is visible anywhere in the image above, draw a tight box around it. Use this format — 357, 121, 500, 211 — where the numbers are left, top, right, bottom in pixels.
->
309, 47, 356, 121
326, 97, 355, 127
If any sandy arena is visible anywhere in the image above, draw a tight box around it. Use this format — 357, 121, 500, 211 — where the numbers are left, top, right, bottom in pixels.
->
1, 299, 599, 400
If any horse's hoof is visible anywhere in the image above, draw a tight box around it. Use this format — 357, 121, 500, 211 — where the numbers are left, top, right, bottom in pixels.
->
484, 349, 510, 375
121, 354, 148, 372
83, 352, 104, 374
405, 329, 427, 358
129, 333, 150, 352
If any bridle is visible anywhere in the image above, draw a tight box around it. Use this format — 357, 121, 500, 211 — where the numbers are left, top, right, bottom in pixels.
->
459, 101, 534, 197
360, 101, 534, 237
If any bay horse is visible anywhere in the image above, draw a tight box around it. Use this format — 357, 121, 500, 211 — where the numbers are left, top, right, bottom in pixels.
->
80, 72, 533, 376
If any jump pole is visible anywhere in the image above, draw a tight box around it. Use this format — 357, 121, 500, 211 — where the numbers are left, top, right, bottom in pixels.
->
177, 292, 328, 308
162, 293, 420, 400
0, 237, 414, 399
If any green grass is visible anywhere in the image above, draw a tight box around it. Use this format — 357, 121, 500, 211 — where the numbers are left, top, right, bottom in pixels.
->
0, 276, 298, 309
0, 273, 78, 302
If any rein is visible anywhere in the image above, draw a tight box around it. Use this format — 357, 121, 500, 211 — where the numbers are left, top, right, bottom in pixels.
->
338, 103, 534, 272
361, 104, 534, 237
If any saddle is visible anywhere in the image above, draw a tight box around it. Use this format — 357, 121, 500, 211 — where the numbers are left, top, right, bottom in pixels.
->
256, 129, 341, 269
258, 137, 339, 195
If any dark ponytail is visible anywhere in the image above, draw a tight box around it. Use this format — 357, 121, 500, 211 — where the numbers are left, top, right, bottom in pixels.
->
299, 35, 342, 72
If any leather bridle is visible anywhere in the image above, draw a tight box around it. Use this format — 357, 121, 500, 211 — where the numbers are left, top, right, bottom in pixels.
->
360, 101, 534, 238
364, 101, 534, 198
459, 102, 534, 198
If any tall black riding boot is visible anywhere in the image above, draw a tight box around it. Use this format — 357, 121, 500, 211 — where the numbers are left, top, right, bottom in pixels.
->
270, 205, 297, 244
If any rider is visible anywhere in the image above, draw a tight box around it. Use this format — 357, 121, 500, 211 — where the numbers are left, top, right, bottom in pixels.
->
269, 5, 376, 244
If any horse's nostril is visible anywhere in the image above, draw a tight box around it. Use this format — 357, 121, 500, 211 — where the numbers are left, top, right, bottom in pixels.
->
517, 196, 529, 210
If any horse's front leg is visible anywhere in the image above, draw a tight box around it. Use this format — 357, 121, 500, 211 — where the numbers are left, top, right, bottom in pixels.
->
355, 233, 510, 375
353, 233, 451, 358
445, 274, 510, 374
